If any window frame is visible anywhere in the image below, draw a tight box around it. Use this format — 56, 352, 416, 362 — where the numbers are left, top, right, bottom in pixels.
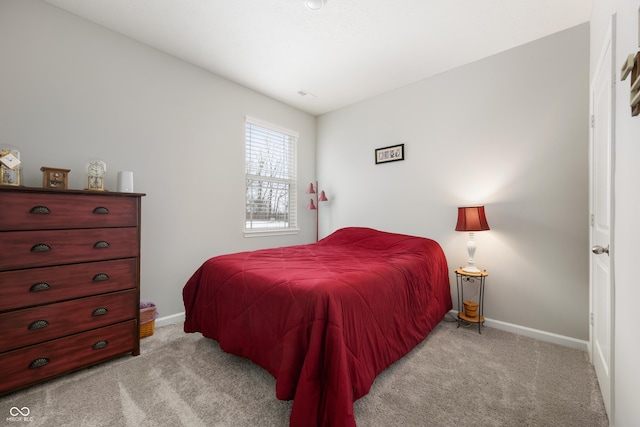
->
244, 116, 299, 238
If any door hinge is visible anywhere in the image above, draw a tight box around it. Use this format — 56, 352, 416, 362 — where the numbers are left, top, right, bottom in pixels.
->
591, 115, 595, 128
591, 213, 594, 227
590, 312, 594, 326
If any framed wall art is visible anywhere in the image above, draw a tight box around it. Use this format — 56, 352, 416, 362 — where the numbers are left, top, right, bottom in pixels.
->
375, 143, 404, 164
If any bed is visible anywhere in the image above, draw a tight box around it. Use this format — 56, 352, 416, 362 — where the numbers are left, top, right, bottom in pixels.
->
182, 227, 451, 427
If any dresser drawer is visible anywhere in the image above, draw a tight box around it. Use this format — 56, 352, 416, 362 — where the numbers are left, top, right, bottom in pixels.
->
0, 228, 139, 270
0, 259, 137, 312
0, 320, 137, 395
0, 191, 138, 231
0, 290, 137, 353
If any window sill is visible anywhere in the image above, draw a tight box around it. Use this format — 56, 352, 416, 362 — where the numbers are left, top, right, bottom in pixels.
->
243, 228, 300, 238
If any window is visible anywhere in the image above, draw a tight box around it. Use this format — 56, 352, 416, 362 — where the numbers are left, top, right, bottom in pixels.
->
245, 117, 298, 235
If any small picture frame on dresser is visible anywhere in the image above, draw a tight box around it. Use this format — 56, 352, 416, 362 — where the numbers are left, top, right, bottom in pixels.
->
41, 166, 70, 190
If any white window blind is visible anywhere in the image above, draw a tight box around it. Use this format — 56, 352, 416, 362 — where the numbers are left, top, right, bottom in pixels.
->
245, 117, 298, 234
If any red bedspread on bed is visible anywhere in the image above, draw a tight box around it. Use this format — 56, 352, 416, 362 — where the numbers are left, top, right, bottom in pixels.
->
183, 227, 451, 427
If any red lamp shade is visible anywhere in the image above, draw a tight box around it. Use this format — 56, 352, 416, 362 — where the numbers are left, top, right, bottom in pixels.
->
307, 199, 317, 210
306, 183, 316, 194
455, 206, 490, 232
318, 190, 328, 202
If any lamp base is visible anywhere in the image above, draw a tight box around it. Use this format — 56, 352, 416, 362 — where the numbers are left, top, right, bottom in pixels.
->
462, 265, 481, 273
463, 233, 481, 273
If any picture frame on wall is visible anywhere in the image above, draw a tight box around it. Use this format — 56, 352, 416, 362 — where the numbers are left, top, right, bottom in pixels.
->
375, 143, 405, 164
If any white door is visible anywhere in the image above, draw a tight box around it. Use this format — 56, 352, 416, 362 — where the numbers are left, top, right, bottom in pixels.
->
590, 16, 615, 421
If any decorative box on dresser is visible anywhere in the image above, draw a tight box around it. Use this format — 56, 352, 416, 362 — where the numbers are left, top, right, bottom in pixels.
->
0, 186, 144, 395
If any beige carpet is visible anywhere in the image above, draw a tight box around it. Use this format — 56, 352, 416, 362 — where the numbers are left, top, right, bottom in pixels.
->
0, 318, 608, 426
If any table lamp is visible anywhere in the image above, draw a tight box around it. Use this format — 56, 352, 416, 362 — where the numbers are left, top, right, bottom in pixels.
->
455, 206, 490, 273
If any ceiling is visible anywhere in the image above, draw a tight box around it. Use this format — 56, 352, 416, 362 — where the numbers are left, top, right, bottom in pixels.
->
42, 0, 593, 116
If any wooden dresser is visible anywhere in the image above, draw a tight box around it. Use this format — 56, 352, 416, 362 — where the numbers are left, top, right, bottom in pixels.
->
0, 186, 144, 395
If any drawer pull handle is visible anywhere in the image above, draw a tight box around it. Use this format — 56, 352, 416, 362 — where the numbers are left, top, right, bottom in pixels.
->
28, 320, 49, 330
93, 207, 109, 214
92, 273, 110, 282
92, 340, 109, 350
31, 243, 51, 252
29, 206, 51, 214
93, 241, 110, 249
29, 357, 50, 369
29, 282, 51, 292
92, 307, 108, 316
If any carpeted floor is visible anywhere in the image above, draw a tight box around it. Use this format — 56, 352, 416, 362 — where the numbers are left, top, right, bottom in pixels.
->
0, 318, 608, 426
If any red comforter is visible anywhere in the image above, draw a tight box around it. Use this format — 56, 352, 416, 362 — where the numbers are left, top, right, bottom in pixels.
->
183, 227, 451, 426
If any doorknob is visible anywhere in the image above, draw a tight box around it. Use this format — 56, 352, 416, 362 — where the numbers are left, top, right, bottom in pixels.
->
592, 245, 609, 255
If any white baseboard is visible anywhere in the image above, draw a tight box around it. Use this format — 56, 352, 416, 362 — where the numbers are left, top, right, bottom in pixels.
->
449, 310, 589, 352
157, 310, 589, 352
155, 311, 185, 328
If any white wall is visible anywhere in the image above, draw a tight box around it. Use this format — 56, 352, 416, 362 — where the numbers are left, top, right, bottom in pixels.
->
591, 0, 640, 425
0, 0, 317, 319
317, 24, 591, 340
